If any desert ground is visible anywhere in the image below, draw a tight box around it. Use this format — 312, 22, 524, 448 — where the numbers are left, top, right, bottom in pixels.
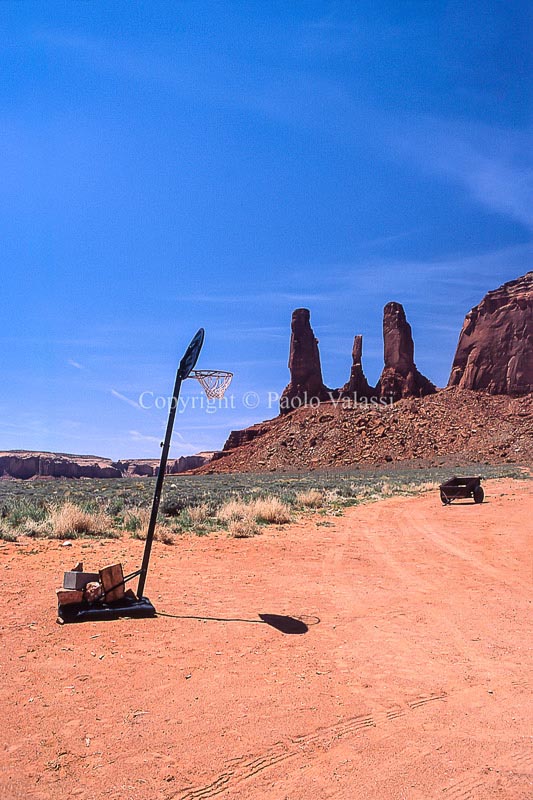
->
1, 477, 532, 800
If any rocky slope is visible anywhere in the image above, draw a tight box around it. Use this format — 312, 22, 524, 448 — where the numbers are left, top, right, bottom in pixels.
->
0, 451, 214, 480
202, 389, 532, 472
448, 272, 532, 394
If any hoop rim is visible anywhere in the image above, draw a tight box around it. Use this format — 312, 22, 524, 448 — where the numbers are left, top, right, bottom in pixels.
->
188, 368, 233, 399
189, 369, 233, 378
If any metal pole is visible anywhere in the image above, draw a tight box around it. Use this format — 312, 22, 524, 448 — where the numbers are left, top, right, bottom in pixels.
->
137, 372, 183, 599
136, 328, 204, 599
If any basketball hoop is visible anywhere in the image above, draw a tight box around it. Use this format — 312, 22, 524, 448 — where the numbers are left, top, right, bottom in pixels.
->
189, 369, 233, 399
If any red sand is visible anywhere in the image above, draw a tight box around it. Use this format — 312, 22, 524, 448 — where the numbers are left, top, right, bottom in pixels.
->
1, 478, 532, 799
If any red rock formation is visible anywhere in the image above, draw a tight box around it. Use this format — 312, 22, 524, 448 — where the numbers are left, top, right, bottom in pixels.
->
376, 302, 436, 402
223, 425, 269, 451
280, 308, 331, 413
448, 272, 533, 395
340, 335, 375, 400
0, 451, 214, 479
0, 452, 123, 480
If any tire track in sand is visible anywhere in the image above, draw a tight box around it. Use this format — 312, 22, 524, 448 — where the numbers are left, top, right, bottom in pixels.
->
173, 692, 447, 800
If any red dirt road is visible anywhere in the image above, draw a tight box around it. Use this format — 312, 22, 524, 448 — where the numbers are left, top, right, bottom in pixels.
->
1, 478, 532, 799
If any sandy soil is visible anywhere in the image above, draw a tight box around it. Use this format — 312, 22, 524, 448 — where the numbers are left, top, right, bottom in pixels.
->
1, 478, 532, 800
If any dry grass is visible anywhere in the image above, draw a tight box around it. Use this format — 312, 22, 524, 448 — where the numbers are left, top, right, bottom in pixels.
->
252, 496, 291, 524
216, 499, 251, 523
124, 507, 149, 532
217, 496, 291, 526
412, 480, 439, 493
187, 503, 210, 524
47, 502, 111, 538
228, 517, 261, 538
124, 507, 175, 544
296, 489, 325, 508
154, 527, 176, 544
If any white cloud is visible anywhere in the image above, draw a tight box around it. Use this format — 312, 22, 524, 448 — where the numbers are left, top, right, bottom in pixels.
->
128, 429, 164, 444
391, 115, 533, 230
110, 389, 141, 410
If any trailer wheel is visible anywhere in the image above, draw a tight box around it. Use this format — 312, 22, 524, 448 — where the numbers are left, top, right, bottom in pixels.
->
473, 486, 484, 504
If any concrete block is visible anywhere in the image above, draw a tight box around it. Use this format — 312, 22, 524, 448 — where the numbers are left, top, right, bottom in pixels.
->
63, 571, 99, 590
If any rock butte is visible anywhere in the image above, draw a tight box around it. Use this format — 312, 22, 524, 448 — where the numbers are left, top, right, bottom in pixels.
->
280, 299, 435, 411
448, 271, 532, 395
214, 271, 532, 472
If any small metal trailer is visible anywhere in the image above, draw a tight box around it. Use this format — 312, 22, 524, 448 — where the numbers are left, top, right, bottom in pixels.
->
439, 476, 484, 505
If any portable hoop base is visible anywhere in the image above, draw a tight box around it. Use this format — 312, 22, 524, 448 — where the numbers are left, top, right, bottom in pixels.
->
57, 595, 156, 624
57, 328, 221, 625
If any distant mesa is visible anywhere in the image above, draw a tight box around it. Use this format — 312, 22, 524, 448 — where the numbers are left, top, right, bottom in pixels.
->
116, 453, 213, 477
0, 451, 214, 480
448, 271, 532, 395
0, 452, 122, 480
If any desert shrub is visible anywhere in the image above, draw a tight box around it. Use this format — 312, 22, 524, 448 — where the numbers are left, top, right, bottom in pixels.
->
154, 528, 175, 544
216, 498, 250, 523
252, 497, 291, 524
410, 480, 438, 493
124, 507, 174, 543
132, 524, 175, 543
217, 496, 290, 526
123, 507, 148, 533
0, 527, 17, 542
187, 503, 210, 524
1, 498, 46, 527
124, 513, 143, 533
105, 497, 126, 516
296, 489, 324, 508
161, 497, 187, 516
47, 502, 111, 539
228, 517, 261, 538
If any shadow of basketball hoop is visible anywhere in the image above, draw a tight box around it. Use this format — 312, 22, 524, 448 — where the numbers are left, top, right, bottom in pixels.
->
259, 614, 310, 634
156, 610, 319, 634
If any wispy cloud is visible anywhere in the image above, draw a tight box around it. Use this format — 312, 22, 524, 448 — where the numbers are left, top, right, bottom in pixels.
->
128, 430, 160, 443
390, 116, 533, 230
110, 389, 141, 410
295, 242, 533, 304
189, 291, 326, 306
67, 359, 83, 369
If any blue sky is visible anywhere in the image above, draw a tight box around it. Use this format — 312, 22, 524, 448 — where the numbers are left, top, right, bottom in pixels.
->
1, 1, 531, 459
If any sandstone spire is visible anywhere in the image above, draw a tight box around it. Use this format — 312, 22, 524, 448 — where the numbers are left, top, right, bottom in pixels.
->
376, 302, 436, 402
340, 335, 375, 400
280, 308, 330, 413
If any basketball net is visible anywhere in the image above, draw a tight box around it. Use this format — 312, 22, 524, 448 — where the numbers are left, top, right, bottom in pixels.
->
189, 370, 233, 399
